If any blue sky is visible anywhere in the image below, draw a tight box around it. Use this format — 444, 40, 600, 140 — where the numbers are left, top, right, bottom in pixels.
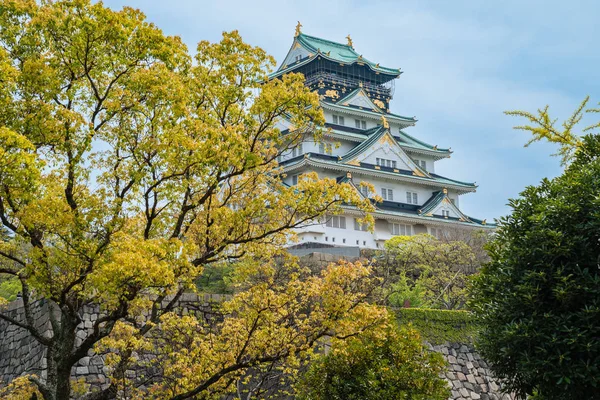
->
104, 0, 600, 221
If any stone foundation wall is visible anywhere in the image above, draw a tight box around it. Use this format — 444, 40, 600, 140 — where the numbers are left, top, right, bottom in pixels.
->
1, 294, 514, 399
0, 293, 229, 392
431, 342, 515, 400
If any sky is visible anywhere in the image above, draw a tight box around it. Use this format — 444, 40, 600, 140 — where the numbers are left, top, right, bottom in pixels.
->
103, 0, 600, 221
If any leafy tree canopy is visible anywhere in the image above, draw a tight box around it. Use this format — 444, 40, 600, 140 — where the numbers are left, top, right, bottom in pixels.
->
471, 100, 600, 399
0, 1, 380, 399
383, 234, 476, 310
296, 320, 449, 400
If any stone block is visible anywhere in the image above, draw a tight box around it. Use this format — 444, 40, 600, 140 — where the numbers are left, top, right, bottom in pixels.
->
75, 366, 89, 375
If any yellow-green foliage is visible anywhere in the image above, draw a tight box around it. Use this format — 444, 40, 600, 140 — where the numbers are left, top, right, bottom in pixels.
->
0, 1, 379, 398
397, 308, 477, 345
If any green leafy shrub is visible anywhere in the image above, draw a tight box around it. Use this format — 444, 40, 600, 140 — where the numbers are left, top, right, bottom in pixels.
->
0, 276, 20, 302
470, 134, 600, 399
296, 324, 449, 400
397, 308, 477, 345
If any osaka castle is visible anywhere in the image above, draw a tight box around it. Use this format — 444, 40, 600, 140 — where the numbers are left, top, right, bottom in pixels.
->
272, 25, 493, 250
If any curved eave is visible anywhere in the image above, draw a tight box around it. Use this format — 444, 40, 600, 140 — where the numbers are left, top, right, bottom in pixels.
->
397, 129, 450, 153
340, 206, 495, 229
282, 156, 477, 194
399, 145, 452, 160
293, 33, 402, 76
321, 102, 416, 127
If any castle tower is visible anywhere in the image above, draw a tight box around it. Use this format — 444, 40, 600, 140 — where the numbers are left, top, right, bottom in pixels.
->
272, 26, 493, 250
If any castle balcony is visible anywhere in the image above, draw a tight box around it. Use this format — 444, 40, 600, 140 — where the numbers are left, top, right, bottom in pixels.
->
304, 72, 394, 98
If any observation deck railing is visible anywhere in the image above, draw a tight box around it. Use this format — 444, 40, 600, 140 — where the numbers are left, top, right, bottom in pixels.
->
304, 72, 394, 97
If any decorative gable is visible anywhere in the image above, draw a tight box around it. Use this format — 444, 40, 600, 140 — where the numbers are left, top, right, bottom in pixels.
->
342, 129, 430, 177
280, 40, 312, 70
419, 190, 472, 222
339, 88, 384, 112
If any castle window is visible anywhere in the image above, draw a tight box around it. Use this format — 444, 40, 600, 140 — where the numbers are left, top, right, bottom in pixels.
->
355, 119, 367, 129
295, 55, 302, 62
360, 184, 369, 197
354, 218, 368, 231
319, 142, 332, 155
381, 188, 393, 201
291, 143, 303, 157
332, 115, 344, 126
326, 215, 346, 229
376, 158, 396, 168
406, 191, 418, 204
292, 175, 298, 185
420, 160, 427, 170
391, 223, 412, 236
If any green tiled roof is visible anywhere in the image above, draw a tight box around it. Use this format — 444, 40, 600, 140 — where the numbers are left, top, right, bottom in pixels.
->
339, 125, 386, 162
321, 101, 416, 124
397, 130, 450, 153
282, 153, 477, 191
270, 33, 401, 79
296, 33, 400, 75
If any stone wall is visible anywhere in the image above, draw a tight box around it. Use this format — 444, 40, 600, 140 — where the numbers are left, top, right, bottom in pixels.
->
0, 294, 514, 399
0, 293, 230, 392
431, 342, 515, 400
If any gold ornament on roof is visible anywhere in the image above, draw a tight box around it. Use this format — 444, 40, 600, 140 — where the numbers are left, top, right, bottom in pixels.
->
482, 219, 487, 225
295, 21, 302, 37
373, 99, 385, 109
326, 51, 331, 56
443, 188, 448, 194
324, 89, 339, 99
375, 63, 380, 68
346, 34, 354, 48
380, 115, 389, 129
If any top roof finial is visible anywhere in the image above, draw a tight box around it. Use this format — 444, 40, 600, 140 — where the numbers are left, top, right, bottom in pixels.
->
295, 21, 302, 37
346, 34, 353, 48
381, 115, 389, 129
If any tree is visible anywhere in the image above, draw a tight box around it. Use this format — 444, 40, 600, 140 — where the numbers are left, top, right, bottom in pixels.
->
383, 234, 477, 310
470, 99, 600, 399
296, 320, 449, 400
0, 1, 377, 399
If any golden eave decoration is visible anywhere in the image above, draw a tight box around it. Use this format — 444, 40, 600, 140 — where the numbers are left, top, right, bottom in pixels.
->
412, 169, 426, 177
295, 21, 302, 37
380, 115, 389, 129
346, 34, 353, 48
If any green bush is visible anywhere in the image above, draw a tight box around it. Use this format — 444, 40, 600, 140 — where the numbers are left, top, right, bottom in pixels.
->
296, 323, 449, 400
469, 134, 600, 399
396, 308, 477, 345
0, 276, 20, 302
